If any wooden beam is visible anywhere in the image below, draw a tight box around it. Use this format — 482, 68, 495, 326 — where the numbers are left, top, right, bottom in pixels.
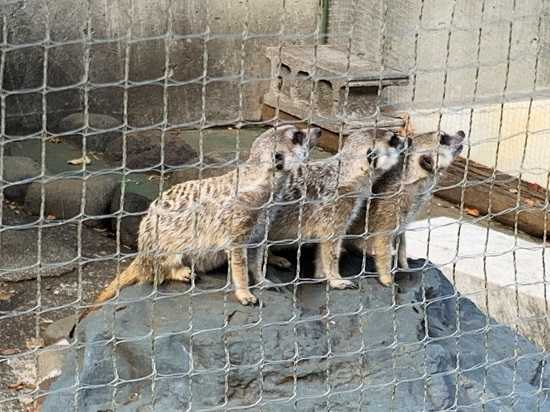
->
435, 157, 549, 239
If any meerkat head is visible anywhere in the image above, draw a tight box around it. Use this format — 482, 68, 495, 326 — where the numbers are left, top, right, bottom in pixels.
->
341, 128, 405, 176
406, 129, 465, 181
248, 124, 321, 172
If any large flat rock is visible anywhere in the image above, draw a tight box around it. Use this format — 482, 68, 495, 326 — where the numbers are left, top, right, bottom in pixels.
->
41, 256, 550, 411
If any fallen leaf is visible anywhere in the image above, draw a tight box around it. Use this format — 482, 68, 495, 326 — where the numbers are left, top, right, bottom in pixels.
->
465, 207, 480, 217
0, 348, 18, 356
47, 137, 62, 144
0, 288, 14, 301
7, 382, 35, 391
25, 337, 44, 350
67, 155, 91, 165
46, 214, 56, 220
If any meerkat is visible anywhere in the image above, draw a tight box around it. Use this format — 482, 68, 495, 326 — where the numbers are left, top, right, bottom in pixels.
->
347, 129, 465, 286
266, 128, 405, 289
78, 125, 320, 324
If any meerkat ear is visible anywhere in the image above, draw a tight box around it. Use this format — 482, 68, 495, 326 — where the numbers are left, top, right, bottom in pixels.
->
419, 154, 435, 173
307, 127, 321, 146
456, 130, 466, 139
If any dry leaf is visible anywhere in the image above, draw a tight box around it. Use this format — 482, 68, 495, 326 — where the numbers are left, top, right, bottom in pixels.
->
7, 382, 35, 391
0, 288, 14, 301
25, 337, 44, 350
67, 155, 91, 165
465, 207, 480, 217
46, 214, 56, 220
47, 137, 62, 144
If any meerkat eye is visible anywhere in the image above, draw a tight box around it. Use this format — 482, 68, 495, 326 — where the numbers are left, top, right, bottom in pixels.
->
366, 148, 377, 168
292, 131, 306, 145
419, 154, 435, 173
389, 133, 401, 148
274, 152, 284, 170
440, 133, 452, 146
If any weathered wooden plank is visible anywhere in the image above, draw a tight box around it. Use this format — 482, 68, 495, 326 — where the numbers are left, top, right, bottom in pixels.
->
435, 157, 549, 239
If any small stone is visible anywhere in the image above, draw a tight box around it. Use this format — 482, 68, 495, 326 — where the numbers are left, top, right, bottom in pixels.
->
105, 129, 198, 169
42, 315, 77, 345
2, 156, 44, 202
57, 113, 122, 152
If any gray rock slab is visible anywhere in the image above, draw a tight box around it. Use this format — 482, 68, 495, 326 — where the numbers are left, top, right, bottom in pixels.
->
41, 257, 550, 411
24, 174, 119, 220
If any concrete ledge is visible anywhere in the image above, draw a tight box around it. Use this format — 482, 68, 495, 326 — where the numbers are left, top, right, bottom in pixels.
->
406, 216, 550, 349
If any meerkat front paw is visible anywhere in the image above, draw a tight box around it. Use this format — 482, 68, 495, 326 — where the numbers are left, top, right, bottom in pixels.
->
378, 274, 394, 287
329, 278, 357, 289
170, 266, 192, 282
235, 289, 258, 305
268, 255, 292, 269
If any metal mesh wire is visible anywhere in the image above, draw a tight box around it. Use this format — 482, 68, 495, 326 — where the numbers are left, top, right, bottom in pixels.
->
0, 0, 549, 410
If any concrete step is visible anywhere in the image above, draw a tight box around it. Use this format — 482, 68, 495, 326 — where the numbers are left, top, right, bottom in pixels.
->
264, 45, 409, 130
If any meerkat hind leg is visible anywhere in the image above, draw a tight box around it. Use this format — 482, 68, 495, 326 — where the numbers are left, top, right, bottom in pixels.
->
229, 248, 258, 305
397, 233, 409, 270
317, 239, 356, 289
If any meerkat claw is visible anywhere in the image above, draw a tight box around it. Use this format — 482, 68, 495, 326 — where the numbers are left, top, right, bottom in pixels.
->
329, 279, 356, 289
235, 290, 258, 305
378, 275, 394, 287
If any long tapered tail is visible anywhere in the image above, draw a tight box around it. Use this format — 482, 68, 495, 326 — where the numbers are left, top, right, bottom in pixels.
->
70, 260, 142, 337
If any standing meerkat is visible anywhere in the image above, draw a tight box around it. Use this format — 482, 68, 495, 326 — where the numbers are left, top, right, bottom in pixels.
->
267, 128, 405, 289
347, 130, 465, 286
79, 125, 320, 323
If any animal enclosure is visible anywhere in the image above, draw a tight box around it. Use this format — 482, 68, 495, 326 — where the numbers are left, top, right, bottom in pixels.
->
1, 0, 550, 411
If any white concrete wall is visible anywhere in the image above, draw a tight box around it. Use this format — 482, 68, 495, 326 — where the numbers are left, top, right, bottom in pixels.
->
406, 216, 550, 349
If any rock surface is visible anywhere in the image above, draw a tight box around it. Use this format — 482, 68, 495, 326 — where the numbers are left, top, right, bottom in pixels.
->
2, 156, 43, 202
57, 113, 122, 152
109, 184, 152, 250
105, 129, 197, 169
41, 257, 550, 411
24, 174, 119, 221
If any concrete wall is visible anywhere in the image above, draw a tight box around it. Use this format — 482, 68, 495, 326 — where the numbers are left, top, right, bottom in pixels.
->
328, 0, 550, 108
2, 0, 319, 135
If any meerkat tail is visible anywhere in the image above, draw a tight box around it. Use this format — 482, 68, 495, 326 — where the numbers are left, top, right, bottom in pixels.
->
72, 260, 142, 334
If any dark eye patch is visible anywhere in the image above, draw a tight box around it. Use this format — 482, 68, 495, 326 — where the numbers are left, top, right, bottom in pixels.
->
367, 148, 377, 168
440, 133, 452, 146
292, 131, 305, 145
389, 133, 401, 148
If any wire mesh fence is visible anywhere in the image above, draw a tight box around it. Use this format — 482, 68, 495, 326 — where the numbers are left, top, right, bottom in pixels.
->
0, 0, 549, 410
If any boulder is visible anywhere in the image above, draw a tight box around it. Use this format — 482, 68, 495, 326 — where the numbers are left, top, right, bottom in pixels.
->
57, 113, 122, 152
105, 129, 197, 169
109, 184, 152, 250
24, 174, 118, 221
2, 156, 43, 202
41, 258, 550, 411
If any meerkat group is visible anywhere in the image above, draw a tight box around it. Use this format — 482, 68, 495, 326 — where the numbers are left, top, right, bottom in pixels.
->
76, 124, 465, 326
